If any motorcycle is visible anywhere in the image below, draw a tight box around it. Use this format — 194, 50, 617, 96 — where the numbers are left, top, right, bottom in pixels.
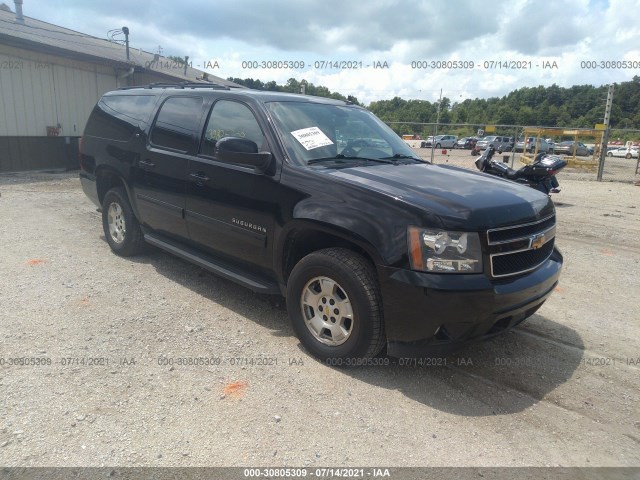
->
474, 145, 567, 195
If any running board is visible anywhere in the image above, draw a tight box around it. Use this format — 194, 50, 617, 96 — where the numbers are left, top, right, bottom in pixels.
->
143, 233, 281, 295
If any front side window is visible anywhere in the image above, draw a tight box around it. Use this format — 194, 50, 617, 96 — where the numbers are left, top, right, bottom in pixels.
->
151, 96, 203, 152
200, 100, 265, 157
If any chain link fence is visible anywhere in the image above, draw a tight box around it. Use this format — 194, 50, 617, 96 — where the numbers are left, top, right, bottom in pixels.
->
388, 122, 640, 184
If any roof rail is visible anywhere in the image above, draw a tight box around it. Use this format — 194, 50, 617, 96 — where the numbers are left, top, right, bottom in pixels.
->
119, 82, 237, 91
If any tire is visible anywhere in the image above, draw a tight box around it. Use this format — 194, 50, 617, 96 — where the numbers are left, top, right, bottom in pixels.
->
607, 152, 613, 157
101, 187, 146, 257
286, 248, 385, 363
625, 153, 631, 159
435, 143, 441, 149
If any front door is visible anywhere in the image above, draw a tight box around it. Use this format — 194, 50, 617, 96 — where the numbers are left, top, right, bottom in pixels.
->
185, 99, 280, 272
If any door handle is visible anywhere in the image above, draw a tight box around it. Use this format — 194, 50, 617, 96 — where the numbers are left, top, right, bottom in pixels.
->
139, 160, 155, 169
189, 172, 210, 185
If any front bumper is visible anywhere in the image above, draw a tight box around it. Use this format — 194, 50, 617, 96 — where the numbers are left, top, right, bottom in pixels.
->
379, 249, 563, 357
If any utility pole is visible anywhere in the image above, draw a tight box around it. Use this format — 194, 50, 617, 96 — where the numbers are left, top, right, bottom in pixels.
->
430, 88, 442, 163
597, 84, 614, 181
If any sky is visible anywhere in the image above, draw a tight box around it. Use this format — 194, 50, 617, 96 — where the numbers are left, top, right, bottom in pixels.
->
8, 0, 640, 104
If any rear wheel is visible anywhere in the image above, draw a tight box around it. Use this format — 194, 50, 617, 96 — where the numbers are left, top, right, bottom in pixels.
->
102, 187, 146, 257
286, 248, 385, 363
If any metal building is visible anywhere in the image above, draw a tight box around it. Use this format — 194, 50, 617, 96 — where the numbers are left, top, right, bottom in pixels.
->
0, 2, 240, 172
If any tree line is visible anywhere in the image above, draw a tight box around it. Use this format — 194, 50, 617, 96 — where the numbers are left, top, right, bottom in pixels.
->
228, 76, 640, 139
227, 77, 361, 106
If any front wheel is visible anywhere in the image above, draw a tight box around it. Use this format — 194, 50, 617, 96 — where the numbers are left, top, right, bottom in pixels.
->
102, 187, 146, 257
286, 248, 385, 363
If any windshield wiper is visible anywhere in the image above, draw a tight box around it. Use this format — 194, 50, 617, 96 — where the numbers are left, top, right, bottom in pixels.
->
382, 154, 422, 162
307, 154, 397, 166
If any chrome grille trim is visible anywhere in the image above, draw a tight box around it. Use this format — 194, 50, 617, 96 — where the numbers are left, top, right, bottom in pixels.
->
487, 215, 556, 278
487, 214, 555, 245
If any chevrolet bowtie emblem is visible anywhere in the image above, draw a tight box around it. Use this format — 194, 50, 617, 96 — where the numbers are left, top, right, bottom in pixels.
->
531, 233, 545, 249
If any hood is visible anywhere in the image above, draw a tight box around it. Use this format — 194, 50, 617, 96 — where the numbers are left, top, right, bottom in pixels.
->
323, 163, 554, 230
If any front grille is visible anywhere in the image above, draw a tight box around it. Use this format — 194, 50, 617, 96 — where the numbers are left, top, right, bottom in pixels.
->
487, 215, 556, 277
488, 216, 556, 244
491, 240, 555, 277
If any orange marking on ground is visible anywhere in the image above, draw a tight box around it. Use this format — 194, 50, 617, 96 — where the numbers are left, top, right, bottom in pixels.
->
600, 249, 615, 256
25, 259, 46, 266
223, 380, 248, 398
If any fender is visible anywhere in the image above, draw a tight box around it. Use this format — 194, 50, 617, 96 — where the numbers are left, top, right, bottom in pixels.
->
279, 216, 384, 262
94, 165, 141, 220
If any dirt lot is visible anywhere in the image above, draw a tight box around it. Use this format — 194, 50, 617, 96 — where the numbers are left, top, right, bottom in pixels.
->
0, 171, 638, 469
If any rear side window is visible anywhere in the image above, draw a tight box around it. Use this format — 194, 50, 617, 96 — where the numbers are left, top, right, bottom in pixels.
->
84, 95, 156, 141
151, 96, 204, 152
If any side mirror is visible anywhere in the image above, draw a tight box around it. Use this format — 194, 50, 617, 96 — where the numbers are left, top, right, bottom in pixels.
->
215, 137, 272, 172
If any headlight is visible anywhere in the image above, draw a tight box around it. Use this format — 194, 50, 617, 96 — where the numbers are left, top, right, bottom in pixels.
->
407, 226, 483, 273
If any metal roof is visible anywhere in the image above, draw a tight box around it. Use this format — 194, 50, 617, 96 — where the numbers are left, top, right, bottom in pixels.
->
0, 8, 241, 87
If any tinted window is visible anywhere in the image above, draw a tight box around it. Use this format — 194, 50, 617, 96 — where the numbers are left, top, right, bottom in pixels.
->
85, 95, 156, 141
151, 96, 203, 152
200, 100, 265, 157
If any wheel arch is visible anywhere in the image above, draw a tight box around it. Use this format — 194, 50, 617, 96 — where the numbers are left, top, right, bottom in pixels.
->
95, 166, 128, 206
278, 220, 384, 286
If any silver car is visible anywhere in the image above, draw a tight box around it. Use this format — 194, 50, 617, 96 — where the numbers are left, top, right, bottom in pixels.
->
515, 137, 552, 153
425, 135, 458, 148
476, 135, 514, 151
555, 141, 590, 156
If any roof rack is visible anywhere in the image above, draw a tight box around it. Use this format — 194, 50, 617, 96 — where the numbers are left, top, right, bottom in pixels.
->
119, 81, 237, 91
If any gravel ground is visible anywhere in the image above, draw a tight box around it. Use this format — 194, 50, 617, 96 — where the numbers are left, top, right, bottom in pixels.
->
0, 171, 638, 468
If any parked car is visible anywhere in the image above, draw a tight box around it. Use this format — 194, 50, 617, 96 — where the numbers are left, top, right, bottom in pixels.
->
606, 147, 639, 159
555, 141, 590, 156
476, 136, 514, 151
545, 139, 555, 152
79, 83, 562, 362
425, 134, 458, 148
420, 136, 434, 148
515, 137, 552, 153
454, 137, 478, 149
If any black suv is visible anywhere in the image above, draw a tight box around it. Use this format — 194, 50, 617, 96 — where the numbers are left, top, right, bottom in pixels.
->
79, 83, 562, 362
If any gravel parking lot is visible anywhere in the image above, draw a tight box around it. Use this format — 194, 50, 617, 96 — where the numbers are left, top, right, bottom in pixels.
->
0, 171, 639, 468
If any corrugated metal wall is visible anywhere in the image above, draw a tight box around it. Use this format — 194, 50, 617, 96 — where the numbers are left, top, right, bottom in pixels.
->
0, 45, 118, 137
0, 44, 202, 172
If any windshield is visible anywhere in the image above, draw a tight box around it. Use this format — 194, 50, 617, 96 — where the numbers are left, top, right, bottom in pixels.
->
265, 101, 420, 166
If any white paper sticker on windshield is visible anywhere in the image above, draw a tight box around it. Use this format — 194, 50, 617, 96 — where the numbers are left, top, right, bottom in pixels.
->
290, 127, 334, 150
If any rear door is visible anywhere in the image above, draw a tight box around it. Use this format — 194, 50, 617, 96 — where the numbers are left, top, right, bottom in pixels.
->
133, 95, 207, 241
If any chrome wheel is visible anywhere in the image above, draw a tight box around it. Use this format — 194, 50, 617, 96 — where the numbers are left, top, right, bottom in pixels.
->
300, 276, 354, 346
107, 202, 126, 244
